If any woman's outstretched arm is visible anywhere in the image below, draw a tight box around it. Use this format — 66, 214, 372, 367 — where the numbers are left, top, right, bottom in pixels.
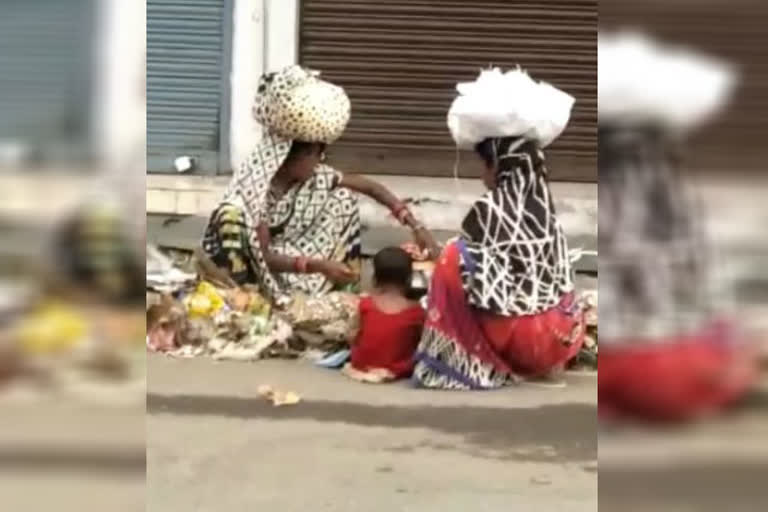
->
340, 173, 441, 258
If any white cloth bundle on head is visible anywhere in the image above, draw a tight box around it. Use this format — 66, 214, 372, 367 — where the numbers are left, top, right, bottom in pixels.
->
598, 31, 736, 131
447, 67, 575, 149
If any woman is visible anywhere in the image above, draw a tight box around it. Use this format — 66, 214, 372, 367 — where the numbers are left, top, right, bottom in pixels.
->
202, 65, 438, 303
413, 135, 585, 389
597, 32, 758, 421
598, 124, 758, 421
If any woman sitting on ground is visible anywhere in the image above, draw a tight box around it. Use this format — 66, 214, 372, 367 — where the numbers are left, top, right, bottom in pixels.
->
413, 69, 585, 389
202, 65, 439, 304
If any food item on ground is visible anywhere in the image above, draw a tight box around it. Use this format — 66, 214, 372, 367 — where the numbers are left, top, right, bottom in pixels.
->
257, 384, 301, 406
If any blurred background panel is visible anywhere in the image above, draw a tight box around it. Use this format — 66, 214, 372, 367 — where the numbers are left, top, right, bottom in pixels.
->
0, 1, 146, 510
599, 1, 768, 511
601, 0, 768, 173
0, 0, 96, 166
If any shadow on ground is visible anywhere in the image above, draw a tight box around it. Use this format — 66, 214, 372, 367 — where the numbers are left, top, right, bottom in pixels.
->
147, 393, 597, 464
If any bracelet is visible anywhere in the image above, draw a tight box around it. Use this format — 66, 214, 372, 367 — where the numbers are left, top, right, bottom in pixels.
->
391, 202, 410, 225
294, 256, 309, 274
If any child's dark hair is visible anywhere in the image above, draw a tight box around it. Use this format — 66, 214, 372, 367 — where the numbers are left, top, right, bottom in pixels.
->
373, 247, 412, 291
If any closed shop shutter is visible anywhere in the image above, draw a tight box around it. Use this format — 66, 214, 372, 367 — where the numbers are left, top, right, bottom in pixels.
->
300, 0, 596, 182
601, 0, 767, 174
147, 0, 231, 174
0, 0, 95, 161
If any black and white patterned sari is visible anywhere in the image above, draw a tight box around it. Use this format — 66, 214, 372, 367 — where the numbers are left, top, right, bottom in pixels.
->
460, 137, 574, 316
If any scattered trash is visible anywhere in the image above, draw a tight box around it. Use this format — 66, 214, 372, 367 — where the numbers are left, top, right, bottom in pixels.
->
213, 343, 264, 362
146, 295, 185, 353
174, 156, 195, 173
184, 281, 227, 318
147, 245, 196, 294
283, 292, 359, 347
144, 246, 601, 377
257, 384, 301, 406
16, 302, 87, 356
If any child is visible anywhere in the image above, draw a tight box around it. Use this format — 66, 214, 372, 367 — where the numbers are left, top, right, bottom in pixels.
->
344, 247, 426, 382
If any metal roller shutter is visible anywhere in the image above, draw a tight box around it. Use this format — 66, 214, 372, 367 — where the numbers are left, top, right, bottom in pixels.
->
0, 0, 95, 162
147, 0, 231, 174
601, 0, 768, 174
300, 0, 596, 182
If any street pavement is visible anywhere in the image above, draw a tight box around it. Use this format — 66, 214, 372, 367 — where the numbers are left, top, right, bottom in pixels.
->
146, 355, 597, 511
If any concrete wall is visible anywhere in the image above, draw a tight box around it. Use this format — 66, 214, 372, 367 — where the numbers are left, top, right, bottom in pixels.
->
230, 0, 299, 169
95, 0, 146, 169
145, 173, 598, 268
96, 0, 297, 171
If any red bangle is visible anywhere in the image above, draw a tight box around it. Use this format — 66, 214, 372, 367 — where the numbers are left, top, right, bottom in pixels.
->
392, 203, 410, 225
294, 256, 308, 273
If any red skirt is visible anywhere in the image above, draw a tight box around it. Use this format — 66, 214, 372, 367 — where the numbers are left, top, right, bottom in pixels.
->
413, 241, 585, 388
599, 323, 759, 421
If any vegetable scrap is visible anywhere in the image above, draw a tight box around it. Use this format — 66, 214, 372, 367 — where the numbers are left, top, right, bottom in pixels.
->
257, 384, 301, 407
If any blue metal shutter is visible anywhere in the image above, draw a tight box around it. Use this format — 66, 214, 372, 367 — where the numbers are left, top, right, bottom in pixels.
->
0, 0, 95, 161
147, 0, 230, 174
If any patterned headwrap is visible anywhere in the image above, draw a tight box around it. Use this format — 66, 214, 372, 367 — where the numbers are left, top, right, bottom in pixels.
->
223, 65, 350, 226
460, 136, 574, 316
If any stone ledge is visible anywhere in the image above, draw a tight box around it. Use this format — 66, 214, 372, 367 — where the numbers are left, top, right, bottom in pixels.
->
147, 174, 598, 272
147, 174, 598, 237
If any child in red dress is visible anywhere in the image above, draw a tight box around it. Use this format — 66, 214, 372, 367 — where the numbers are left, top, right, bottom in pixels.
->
344, 247, 426, 383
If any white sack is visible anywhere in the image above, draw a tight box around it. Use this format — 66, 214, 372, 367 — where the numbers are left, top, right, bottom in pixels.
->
447, 67, 575, 149
598, 31, 736, 131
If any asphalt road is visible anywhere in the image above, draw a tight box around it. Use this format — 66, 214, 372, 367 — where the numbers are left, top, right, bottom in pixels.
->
146, 356, 598, 511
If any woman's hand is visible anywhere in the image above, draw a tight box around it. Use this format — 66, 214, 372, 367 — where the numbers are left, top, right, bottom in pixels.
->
314, 261, 357, 285
338, 173, 441, 259
413, 227, 441, 260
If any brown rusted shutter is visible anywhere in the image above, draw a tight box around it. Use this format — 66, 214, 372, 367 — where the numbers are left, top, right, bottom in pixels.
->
601, 0, 768, 174
300, 0, 597, 182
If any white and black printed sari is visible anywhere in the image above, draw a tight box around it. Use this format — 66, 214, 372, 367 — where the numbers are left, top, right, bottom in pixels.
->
460, 136, 574, 316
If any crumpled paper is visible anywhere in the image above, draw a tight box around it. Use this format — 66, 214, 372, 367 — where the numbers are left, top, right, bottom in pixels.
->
146, 245, 196, 294
257, 384, 301, 406
282, 292, 359, 344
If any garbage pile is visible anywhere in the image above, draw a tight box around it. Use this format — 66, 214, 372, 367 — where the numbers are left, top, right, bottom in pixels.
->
0, 280, 145, 403
146, 244, 599, 371
146, 246, 359, 362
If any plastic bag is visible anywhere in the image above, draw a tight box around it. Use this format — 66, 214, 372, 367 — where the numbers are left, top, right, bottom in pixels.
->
17, 302, 87, 355
184, 281, 226, 318
447, 67, 574, 149
598, 31, 735, 130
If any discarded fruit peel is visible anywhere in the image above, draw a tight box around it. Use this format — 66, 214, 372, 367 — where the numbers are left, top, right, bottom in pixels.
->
257, 384, 301, 406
